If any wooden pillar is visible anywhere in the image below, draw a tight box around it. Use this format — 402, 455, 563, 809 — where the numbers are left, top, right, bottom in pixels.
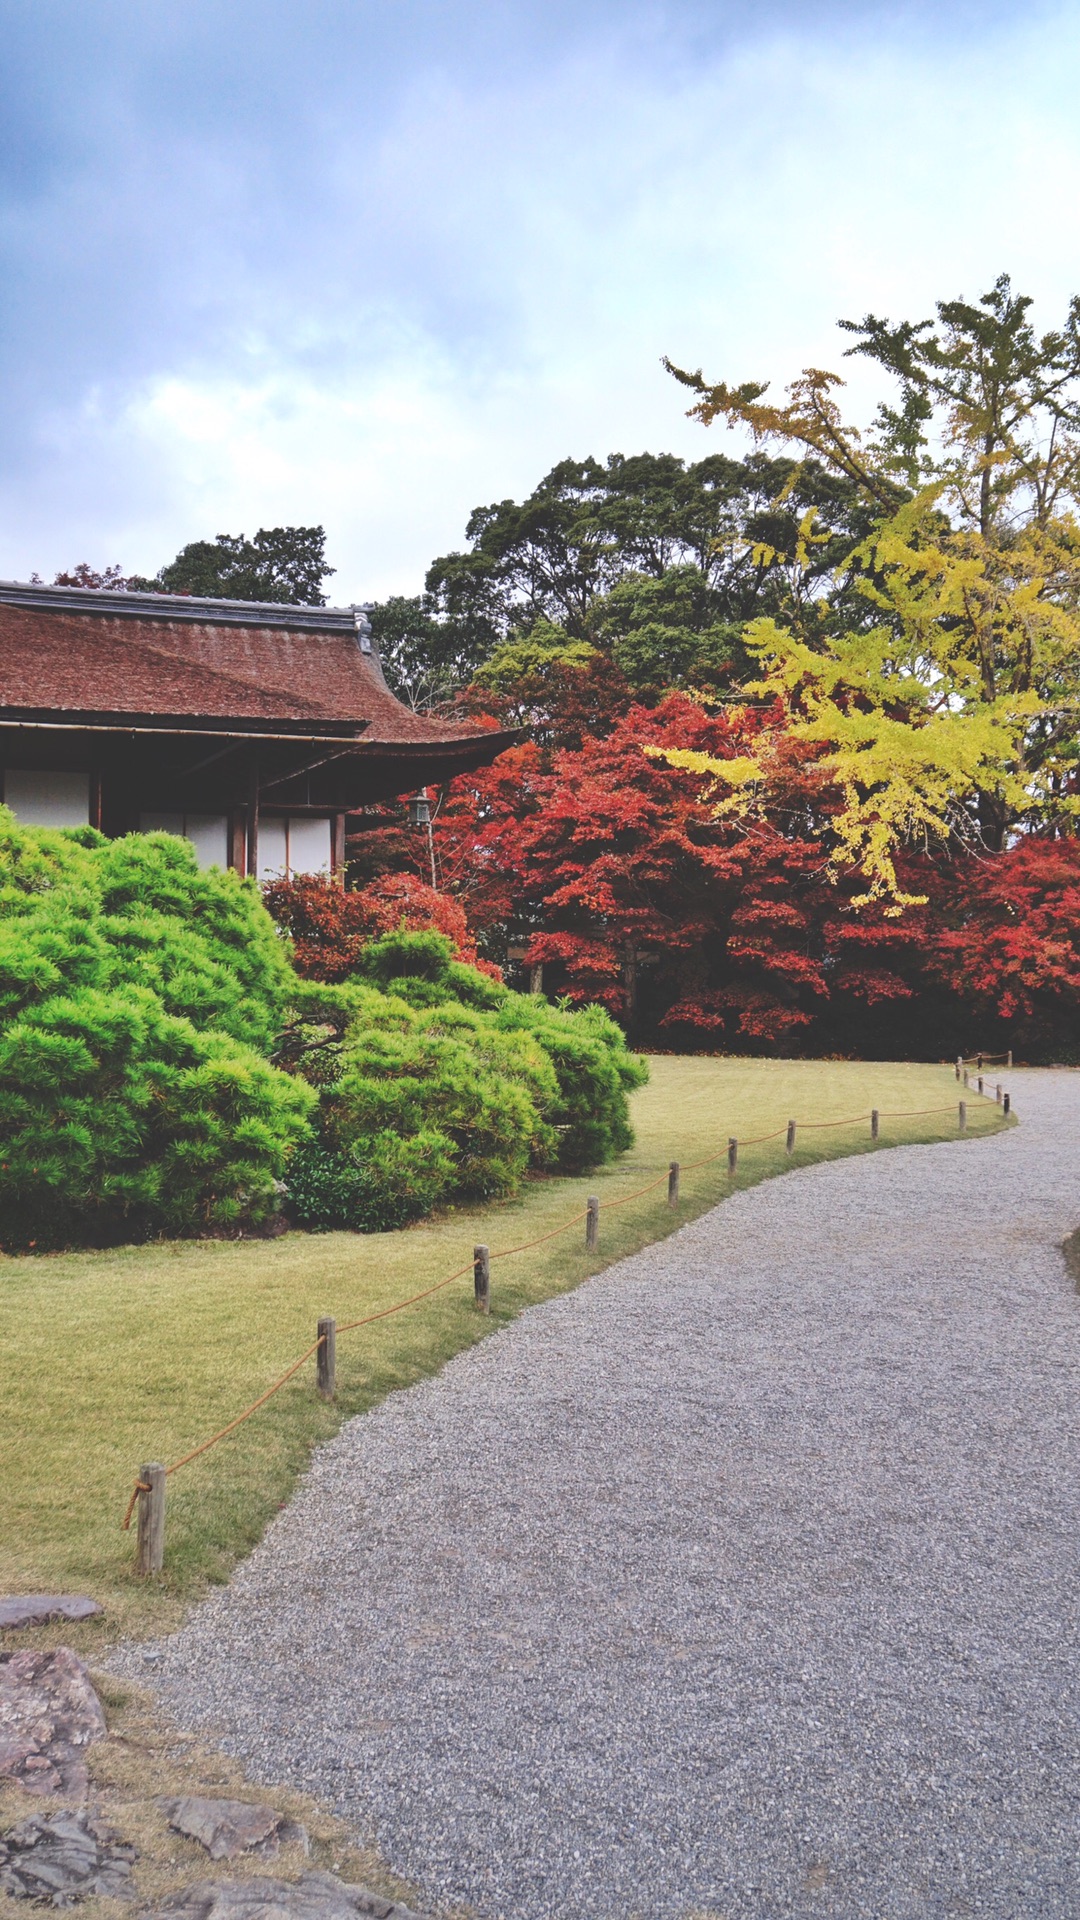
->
317, 1318, 336, 1400
246, 757, 260, 881
332, 812, 346, 879
229, 812, 247, 874
135, 1463, 166, 1576
473, 1245, 490, 1313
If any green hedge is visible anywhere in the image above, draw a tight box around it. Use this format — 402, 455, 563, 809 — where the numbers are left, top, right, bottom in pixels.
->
0, 818, 648, 1247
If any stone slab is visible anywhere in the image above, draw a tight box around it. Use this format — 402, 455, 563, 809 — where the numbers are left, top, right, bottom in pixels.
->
160, 1797, 307, 1862
0, 1808, 136, 1904
140, 1871, 430, 1920
0, 1597, 102, 1632
0, 1648, 107, 1797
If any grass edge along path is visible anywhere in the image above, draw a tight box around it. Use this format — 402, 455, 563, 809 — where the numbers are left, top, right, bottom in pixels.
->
0, 1056, 1012, 1648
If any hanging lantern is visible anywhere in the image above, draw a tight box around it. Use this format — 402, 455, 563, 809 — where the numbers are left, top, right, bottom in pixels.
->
407, 790, 431, 828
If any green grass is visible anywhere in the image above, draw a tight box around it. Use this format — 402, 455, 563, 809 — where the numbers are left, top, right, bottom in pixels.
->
0, 1055, 1008, 1643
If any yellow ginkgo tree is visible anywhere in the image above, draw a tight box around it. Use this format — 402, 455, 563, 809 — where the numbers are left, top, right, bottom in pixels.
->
655, 275, 1080, 905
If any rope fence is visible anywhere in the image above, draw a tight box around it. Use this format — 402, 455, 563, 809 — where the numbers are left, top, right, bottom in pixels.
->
123, 1067, 1015, 1573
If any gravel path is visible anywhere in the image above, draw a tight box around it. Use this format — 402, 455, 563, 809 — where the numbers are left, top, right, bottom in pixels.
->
119, 1073, 1080, 1919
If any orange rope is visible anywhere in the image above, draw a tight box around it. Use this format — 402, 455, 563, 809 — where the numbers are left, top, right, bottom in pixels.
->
682, 1124, 789, 1170
122, 1339, 326, 1524
121, 1482, 149, 1531
878, 1103, 967, 1118
603, 1171, 672, 1210
164, 1341, 323, 1474
489, 1208, 590, 1260
336, 1265, 474, 1335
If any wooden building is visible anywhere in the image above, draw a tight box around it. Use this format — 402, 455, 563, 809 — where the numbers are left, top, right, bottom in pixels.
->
0, 579, 513, 878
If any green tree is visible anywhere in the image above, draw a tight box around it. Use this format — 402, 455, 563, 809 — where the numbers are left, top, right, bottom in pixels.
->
369, 594, 492, 711
398, 450, 870, 706
589, 566, 743, 694
426, 451, 868, 645
154, 526, 335, 605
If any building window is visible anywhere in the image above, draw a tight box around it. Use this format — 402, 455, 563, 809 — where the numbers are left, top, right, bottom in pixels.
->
140, 812, 229, 871
256, 815, 332, 881
4, 769, 90, 828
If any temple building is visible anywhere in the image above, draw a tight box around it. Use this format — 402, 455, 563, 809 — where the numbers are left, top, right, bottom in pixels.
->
0, 579, 513, 877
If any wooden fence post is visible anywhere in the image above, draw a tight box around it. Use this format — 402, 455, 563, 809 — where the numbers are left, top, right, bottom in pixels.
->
1007, 1049, 1013, 1068
958, 1101, 967, 1133
473, 1245, 490, 1313
727, 1137, 738, 1176
977, 1075, 984, 1095
135, 1462, 166, 1576
955, 1056, 962, 1080
316, 1317, 336, 1400
786, 1119, 796, 1155
668, 1161, 680, 1208
871, 1109, 879, 1141
977, 1053, 984, 1071
1004, 1091, 1011, 1116
963, 1068, 969, 1087
996, 1083, 1002, 1104
586, 1197, 599, 1251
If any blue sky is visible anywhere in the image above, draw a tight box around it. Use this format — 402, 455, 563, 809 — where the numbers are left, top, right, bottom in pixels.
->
1, 0, 1078, 601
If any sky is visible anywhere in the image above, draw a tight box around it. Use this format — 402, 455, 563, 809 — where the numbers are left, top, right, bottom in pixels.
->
2, 0, 1079, 603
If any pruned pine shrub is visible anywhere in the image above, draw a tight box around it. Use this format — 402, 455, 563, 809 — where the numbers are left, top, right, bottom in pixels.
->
282, 933, 648, 1231
0, 813, 313, 1249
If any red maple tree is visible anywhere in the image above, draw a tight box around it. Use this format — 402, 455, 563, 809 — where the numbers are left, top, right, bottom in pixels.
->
927, 838, 1080, 1055
435, 693, 924, 1047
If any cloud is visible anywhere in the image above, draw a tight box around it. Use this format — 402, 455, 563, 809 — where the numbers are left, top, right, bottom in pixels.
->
1, 0, 1078, 597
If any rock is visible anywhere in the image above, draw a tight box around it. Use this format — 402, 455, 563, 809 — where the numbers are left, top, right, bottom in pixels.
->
0, 1597, 102, 1632
0, 1648, 107, 1797
139, 1871, 431, 1920
0, 1808, 136, 1905
159, 1798, 308, 1862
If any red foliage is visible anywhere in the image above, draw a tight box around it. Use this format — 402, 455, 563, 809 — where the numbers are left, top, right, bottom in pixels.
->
929, 838, 1080, 1050
434, 693, 924, 1046
283, 682, 1080, 1059
262, 871, 493, 982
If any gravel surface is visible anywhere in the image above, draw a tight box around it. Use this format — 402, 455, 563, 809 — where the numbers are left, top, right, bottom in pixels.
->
116, 1072, 1080, 1919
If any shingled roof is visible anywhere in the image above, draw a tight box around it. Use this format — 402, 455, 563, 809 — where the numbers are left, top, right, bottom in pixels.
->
0, 581, 510, 762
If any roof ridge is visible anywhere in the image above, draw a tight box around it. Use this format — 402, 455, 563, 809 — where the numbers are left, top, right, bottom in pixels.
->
0, 578, 370, 634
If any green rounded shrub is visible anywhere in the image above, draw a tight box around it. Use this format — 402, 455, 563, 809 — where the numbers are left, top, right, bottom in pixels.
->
0, 812, 314, 1249
280, 928, 648, 1229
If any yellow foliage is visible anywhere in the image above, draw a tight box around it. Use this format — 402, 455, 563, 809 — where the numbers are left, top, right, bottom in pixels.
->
650, 490, 1080, 906
660, 282, 1080, 904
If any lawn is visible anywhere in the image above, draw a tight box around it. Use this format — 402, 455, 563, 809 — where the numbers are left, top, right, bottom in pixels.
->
0, 1054, 1008, 1645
